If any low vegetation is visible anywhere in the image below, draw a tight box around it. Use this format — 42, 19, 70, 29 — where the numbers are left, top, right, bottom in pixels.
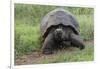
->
14, 4, 94, 64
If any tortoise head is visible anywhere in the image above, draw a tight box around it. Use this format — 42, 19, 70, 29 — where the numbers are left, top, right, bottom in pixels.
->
53, 26, 72, 42
53, 27, 67, 42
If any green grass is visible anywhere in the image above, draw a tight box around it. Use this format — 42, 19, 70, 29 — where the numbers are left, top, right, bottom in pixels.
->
15, 24, 41, 58
76, 15, 94, 40
14, 4, 94, 61
15, 41, 94, 65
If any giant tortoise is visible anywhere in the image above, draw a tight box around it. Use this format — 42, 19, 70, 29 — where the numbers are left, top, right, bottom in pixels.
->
40, 8, 85, 54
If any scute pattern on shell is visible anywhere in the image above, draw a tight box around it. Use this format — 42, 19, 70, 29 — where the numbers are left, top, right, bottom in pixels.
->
40, 8, 79, 38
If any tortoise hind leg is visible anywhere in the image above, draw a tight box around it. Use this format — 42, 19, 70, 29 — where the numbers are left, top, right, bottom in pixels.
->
70, 33, 85, 50
42, 33, 55, 54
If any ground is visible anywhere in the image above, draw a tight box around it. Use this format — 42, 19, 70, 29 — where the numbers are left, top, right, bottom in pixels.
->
15, 40, 94, 65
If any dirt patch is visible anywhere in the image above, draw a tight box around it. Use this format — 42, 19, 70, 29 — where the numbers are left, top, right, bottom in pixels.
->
15, 40, 94, 65
15, 48, 76, 65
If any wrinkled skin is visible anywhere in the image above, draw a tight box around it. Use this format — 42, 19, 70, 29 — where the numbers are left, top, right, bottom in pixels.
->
42, 25, 85, 54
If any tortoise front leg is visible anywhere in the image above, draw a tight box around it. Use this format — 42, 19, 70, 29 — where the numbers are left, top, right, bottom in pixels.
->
70, 33, 85, 50
42, 33, 55, 54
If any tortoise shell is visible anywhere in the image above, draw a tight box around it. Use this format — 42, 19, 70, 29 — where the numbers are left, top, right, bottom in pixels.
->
40, 8, 79, 38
